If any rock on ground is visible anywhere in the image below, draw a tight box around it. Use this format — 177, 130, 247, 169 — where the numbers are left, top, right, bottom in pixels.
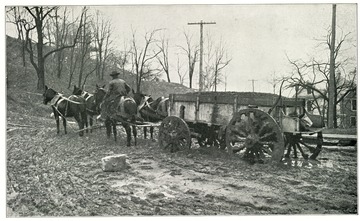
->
101, 154, 128, 172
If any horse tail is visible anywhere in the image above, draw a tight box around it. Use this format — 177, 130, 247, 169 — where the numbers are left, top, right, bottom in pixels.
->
123, 99, 139, 122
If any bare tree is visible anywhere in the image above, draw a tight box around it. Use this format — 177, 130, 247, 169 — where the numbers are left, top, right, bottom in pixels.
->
178, 31, 199, 88
92, 10, 112, 80
203, 34, 231, 91
130, 29, 161, 92
116, 41, 132, 78
6, 7, 27, 67
203, 33, 214, 90
76, 8, 94, 88
266, 72, 282, 95
176, 54, 187, 85
156, 34, 171, 82
212, 43, 231, 91
48, 7, 74, 79
284, 55, 356, 127
21, 6, 84, 90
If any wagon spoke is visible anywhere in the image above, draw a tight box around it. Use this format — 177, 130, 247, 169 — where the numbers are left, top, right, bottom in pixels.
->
178, 139, 188, 147
261, 144, 273, 155
229, 124, 248, 137
284, 132, 323, 160
229, 134, 247, 142
158, 116, 191, 151
258, 122, 272, 135
259, 131, 277, 142
177, 131, 191, 139
226, 108, 284, 163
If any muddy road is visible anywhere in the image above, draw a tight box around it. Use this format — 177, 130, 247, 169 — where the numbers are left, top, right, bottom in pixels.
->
6, 107, 358, 216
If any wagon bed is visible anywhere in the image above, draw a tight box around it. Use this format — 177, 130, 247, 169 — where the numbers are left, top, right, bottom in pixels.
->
169, 91, 304, 126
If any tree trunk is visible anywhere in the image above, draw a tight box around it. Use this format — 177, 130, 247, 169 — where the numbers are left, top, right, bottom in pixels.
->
68, 47, 76, 89
166, 71, 171, 83
56, 52, 62, 78
36, 18, 45, 90
189, 68, 193, 88
21, 41, 26, 67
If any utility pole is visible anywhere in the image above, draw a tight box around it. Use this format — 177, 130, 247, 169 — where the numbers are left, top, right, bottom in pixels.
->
248, 79, 257, 92
328, 4, 337, 128
188, 20, 216, 91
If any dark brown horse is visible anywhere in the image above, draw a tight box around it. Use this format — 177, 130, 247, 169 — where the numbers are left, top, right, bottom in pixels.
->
94, 85, 139, 146
43, 86, 87, 136
132, 90, 169, 139
72, 85, 103, 132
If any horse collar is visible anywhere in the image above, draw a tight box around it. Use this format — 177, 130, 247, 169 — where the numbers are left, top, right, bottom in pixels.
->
82, 91, 91, 100
50, 94, 64, 107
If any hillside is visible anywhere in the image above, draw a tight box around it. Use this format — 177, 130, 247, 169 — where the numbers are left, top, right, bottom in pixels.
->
6, 35, 194, 99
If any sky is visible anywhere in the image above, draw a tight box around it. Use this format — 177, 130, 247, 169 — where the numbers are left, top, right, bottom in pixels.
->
3, 1, 358, 96
92, 4, 357, 95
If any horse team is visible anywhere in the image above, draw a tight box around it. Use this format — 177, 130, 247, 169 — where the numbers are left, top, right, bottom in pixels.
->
42, 85, 169, 146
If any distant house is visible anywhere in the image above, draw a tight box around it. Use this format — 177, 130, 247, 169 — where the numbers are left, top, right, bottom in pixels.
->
296, 85, 357, 128
339, 90, 357, 128
296, 86, 326, 116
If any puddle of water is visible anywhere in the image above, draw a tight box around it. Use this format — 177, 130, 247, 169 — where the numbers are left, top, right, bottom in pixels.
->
281, 158, 334, 169
316, 159, 335, 168
282, 159, 315, 168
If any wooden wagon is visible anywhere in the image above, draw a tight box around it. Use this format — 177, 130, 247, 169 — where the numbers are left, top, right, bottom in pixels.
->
158, 92, 323, 163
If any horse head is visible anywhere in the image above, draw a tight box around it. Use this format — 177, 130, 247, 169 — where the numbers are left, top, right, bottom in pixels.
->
94, 84, 106, 107
72, 85, 83, 96
131, 90, 153, 108
43, 85, 58, 105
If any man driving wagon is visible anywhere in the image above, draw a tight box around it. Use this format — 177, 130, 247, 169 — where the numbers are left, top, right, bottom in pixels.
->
99, 71, 131, 120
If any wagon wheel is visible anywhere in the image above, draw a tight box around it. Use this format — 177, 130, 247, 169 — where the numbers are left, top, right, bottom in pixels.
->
225, 108, 284, 163
158, 116, 191, 152
284, 131, 323, 160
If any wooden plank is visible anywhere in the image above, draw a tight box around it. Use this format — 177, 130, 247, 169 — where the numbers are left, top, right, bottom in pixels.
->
171, 94, 197, 102
281, 99, 306, 107
171, 102, 196, 121
198, 103, 213, 123
171, 93, 305, 106
302, 133, 357, 140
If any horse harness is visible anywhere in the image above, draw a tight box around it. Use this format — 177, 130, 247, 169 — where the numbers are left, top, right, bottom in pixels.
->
81, 91, 94, 102
118, 96, 136, 119
50, 93, 83, 120
81, 91, 98, 114
138, 96, 169, 118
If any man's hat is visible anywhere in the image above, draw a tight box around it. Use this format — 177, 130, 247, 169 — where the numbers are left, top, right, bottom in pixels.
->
110, 71, 120, 76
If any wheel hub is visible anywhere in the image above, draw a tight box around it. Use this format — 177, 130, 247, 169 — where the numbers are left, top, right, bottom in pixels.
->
245, 133, 260, 148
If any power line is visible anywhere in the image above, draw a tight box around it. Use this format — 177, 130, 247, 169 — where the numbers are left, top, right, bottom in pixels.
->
188, 20, 216, 91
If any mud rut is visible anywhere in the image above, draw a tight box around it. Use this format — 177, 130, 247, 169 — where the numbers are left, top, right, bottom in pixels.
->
6, 110, 358, 216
